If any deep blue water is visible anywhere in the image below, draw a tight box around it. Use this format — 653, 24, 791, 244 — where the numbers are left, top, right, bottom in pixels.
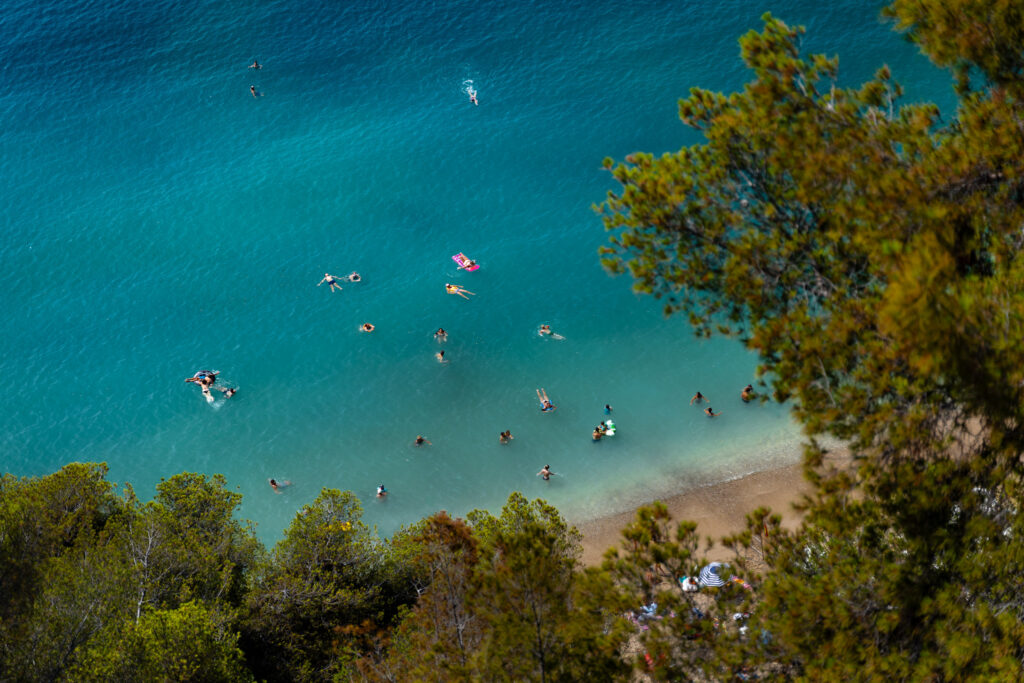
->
0, 0, 953, 541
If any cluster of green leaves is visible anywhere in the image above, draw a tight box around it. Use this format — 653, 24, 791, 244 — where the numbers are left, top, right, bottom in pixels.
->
597, 3, 1024, 679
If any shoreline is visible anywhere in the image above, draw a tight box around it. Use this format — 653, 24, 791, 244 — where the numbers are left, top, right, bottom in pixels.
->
574, 458, 822, 567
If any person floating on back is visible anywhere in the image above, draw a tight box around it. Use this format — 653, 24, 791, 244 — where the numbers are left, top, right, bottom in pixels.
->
536, 388, 556, 412
318, 273, 344, 292
445, 283, 475, 300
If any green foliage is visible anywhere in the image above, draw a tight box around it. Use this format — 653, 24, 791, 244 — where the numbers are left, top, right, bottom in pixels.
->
598, 7, 1024, 679
241, 488, 418, 682
884, 0, 1024, 95
68, 602, 251, 682
368, 495, 629, 682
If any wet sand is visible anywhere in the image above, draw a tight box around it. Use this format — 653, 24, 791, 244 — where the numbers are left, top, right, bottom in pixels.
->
575, 460, 820, 567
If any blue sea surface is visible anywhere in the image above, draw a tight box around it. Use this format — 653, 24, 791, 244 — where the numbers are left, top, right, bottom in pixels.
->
0, 0, 953, 541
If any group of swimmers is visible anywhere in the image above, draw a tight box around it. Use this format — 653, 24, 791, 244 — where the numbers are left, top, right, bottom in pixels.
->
185, 370, 237, 404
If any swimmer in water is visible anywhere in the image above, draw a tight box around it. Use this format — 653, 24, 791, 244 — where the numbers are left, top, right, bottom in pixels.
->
318, 273, 343, 292
185, 370, 218, 385
539, 325, 552, 336
249, 59, 261, 69
361, 323, 375, 332
690, 391, 706, 405
269, 478, 290, 493
344, 272, 361, 282
705, 406, 721, 418
201, 385, 215, 403
250, 85, 258, 97
436, 350, 447, 363
605, 404, 613, 415
468, 88, 478, 106
217, 387, 237, 398
537, 465, 553, 481
499, 430, 514, 444
376, 484, 387, 498
414, 435, 431, 446
741, 384, 755, 402
536, 388, 556, 412
592, 427, 603, 441
434, 328, 447, 342
445, 283, 475, 300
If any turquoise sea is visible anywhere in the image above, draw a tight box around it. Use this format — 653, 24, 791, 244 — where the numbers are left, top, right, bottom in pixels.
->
1, 0, 953, 542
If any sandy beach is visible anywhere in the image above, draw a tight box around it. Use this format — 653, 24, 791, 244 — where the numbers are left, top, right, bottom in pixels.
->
575, 459, 819, 567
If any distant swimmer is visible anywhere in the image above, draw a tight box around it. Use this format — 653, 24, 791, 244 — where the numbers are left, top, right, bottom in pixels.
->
249, 59, 261, 69
343, 271, 361, 282
434, 328, 448, 342
499, 430, 514, 444
217, 387, 237, 398
592, 427, 603, 441
705, 406, 721, 418
605, 404, 613, 415
741, 384, 755, 402
269, 478, 291, 493
376, 484, 388, 498
318, 273, 344, 292
250, 85, 258, 97
436, 350, 447, 363
414, 435, 431, 446
361, 323, 375, 332
536, 388, 556, 412
445, 283, 475, 300
538, 324, 565, 340
468, 88, 478, 106
690, 391, 706, 405
201, 385, 215, 404
537, 465, 553, 481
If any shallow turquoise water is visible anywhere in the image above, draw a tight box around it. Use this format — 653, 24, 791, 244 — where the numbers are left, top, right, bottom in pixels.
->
0, 0, 953, 541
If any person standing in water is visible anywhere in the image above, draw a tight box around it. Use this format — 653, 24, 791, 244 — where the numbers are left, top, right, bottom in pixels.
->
604, 404, 613, 415
705, 406, 721, 418
318, 273, 344, 292
537, 465, 553, 481
690, 391, 707, 405
377, 484, 387, 498
741, 384, 755, 402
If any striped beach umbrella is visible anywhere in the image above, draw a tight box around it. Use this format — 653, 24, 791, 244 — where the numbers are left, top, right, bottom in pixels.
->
698, 562, 727, 588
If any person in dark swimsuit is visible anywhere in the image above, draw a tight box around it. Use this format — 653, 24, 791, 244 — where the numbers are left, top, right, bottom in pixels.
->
318, 273, 343, 292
